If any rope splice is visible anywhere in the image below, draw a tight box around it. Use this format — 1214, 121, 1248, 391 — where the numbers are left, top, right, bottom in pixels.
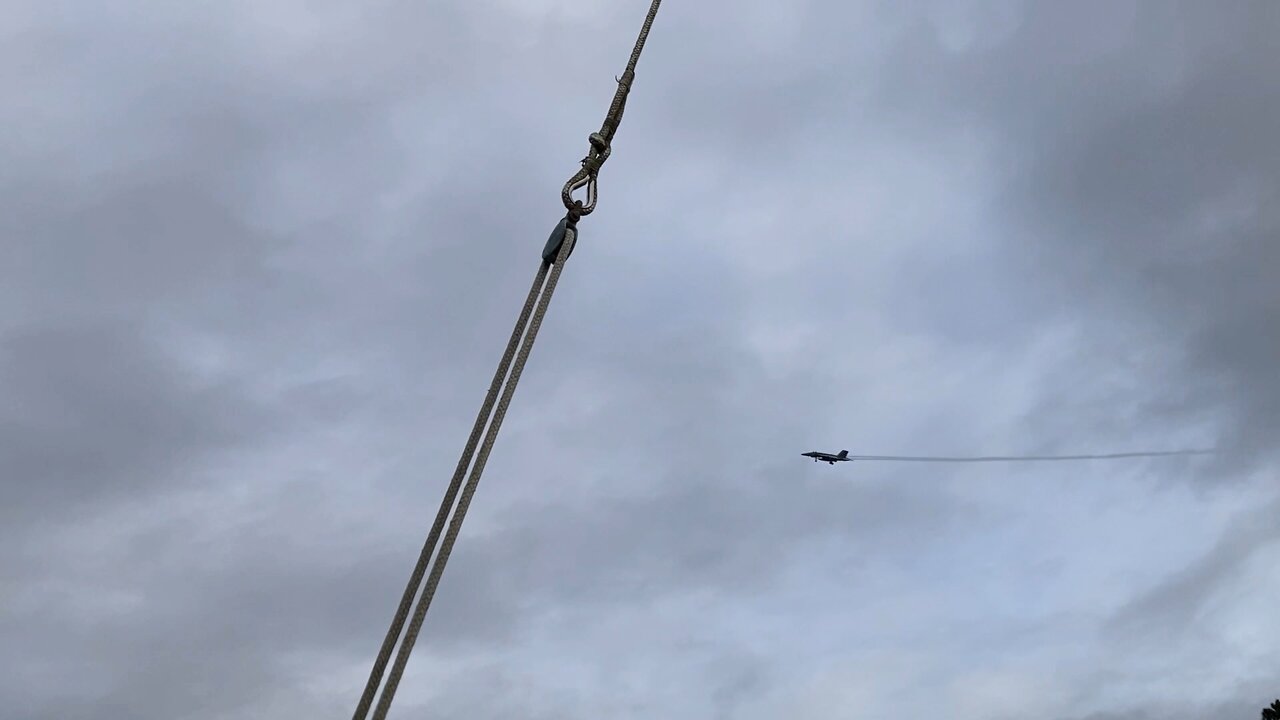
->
351, 3, 663, 719
561, 0, 664, 220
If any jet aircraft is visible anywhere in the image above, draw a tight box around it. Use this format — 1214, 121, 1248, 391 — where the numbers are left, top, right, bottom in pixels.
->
802, 449, 852, 465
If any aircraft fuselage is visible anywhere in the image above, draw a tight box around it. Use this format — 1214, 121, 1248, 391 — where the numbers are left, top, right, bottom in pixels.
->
802, 450, 851, 465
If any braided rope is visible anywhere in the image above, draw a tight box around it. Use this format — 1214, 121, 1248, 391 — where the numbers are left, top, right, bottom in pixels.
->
352, 1, 662, 716
601, 0, 663, 144
561, 0, 663, 215
368, 227, 577, 720
351, 263, 550, 720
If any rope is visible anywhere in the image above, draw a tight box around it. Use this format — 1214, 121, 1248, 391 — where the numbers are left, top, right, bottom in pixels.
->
352, 2, 663, 716
353, 228, 575, 720
350, 263, 549, 720
561, 0, 664, 218
370, 225, 577, 720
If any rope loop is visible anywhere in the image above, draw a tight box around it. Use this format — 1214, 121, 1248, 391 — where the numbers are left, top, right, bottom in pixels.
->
561, 132, 611, 216
559, 0, 659, 219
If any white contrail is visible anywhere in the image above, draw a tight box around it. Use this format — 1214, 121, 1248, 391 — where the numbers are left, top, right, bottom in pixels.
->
848, 450, 1215, 462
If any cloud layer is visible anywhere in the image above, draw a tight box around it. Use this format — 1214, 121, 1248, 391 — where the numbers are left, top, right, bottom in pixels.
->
2, 1, 1276, 718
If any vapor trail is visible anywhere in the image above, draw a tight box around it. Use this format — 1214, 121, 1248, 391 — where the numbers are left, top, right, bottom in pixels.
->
848, 450, 1215, 463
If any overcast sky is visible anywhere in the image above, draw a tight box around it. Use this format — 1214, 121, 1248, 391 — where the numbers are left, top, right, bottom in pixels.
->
2, 1, 1277, 718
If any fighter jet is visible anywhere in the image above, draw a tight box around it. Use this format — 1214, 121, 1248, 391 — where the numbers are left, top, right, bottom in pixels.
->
802, 449, 852, 465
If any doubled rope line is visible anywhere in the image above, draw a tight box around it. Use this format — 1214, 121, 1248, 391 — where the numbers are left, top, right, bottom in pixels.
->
367, 226, 578, 720
352, 2, 663, 717
847, 450, 1215, 463
351, 262, 550, 720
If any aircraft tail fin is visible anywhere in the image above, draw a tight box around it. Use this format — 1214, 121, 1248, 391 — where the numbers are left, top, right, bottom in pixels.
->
837, 450, 849, 459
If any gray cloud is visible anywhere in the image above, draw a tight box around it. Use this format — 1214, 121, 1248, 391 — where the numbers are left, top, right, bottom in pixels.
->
888, 1, 1279, 470
0, 320, 280, 525
1060, 691, 1279, 720
1106, 496, 1280, 640
2, 1, 1276, 719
